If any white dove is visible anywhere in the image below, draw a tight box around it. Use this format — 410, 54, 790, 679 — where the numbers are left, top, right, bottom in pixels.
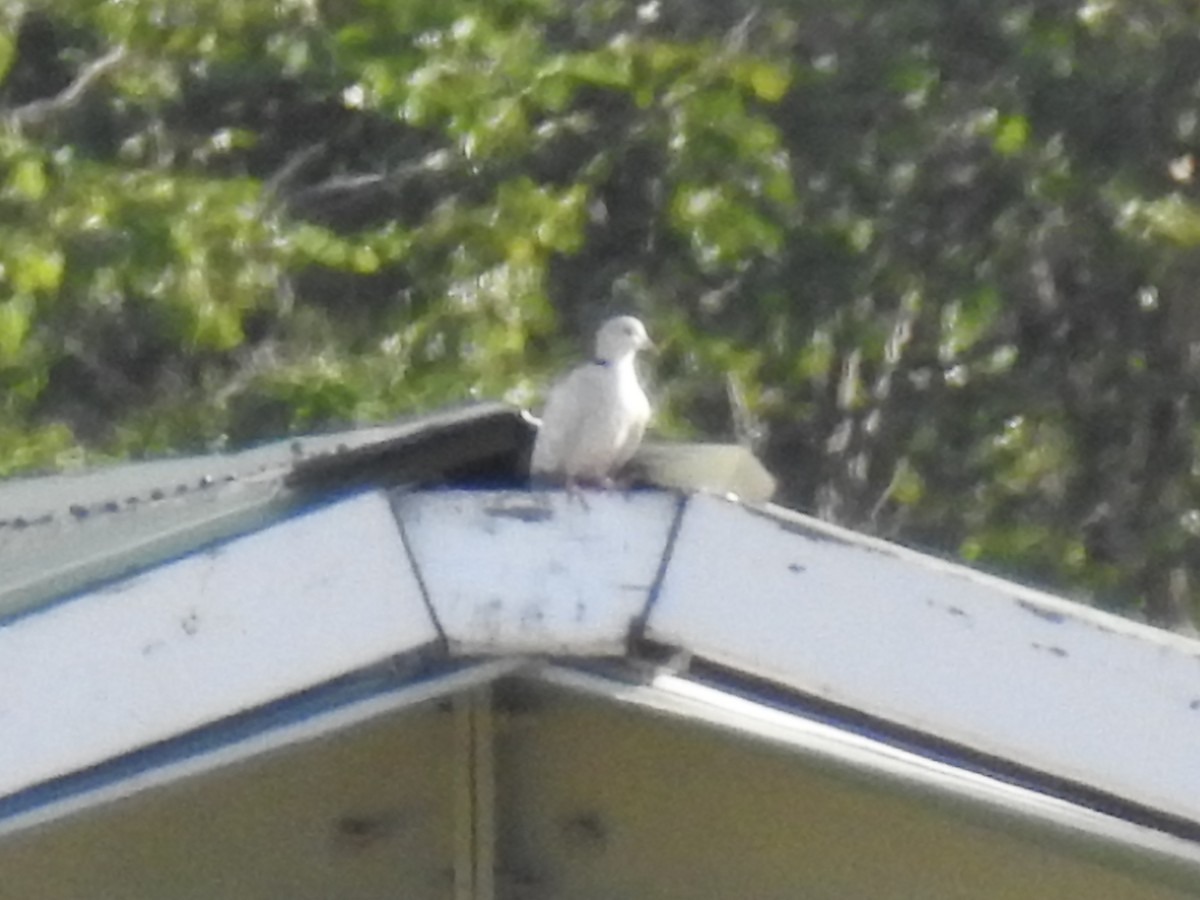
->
530, 315, 654, 488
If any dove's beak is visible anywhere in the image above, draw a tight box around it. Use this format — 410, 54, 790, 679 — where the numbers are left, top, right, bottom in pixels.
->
641, 335, 656, 353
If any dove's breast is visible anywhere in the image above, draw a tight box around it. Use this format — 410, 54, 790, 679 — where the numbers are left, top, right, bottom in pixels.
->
531, 360, 650, 481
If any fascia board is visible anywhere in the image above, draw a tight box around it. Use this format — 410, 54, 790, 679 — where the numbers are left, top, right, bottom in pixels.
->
0, 490, 437, 805
0, 658, 524, 840
395, 489, 681, 656
645, 493, 1200, 828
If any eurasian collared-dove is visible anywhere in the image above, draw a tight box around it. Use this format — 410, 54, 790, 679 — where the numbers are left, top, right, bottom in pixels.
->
530, 315, 653, 486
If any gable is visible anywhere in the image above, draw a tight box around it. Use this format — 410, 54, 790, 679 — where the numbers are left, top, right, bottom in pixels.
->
2, 465, 1199, 896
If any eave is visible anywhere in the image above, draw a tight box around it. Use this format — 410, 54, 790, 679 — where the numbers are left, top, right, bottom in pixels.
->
0, 486, 1198, 887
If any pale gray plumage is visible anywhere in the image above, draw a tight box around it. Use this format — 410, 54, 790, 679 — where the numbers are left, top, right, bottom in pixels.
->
531, 315, 653, 485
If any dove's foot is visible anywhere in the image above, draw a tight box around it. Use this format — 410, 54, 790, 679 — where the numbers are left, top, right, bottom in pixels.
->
569, 475, 618, 490
564, 478, 592, 510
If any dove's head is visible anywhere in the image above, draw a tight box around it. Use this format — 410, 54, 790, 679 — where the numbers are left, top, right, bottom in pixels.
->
595, 315, 653, 364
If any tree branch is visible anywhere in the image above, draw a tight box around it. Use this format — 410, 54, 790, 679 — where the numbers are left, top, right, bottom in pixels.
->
7, 46, 126, 131
260, 141, 330, 210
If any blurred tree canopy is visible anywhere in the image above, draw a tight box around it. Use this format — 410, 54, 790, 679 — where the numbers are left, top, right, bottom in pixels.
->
3, 0, 1200, 628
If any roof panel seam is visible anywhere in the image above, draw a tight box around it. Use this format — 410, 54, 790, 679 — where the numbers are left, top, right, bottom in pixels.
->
388, 488, 450, 652
629, 492, 690, 651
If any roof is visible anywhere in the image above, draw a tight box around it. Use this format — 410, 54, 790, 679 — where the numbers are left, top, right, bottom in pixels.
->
0, 402, 772, 624
0, 403, 531, 622
2, 406, 1199, 897
6, 657, 1196, 899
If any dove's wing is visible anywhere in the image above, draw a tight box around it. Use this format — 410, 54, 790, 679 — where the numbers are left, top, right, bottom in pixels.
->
530, 365, 600, 476
612, 406, 648, 470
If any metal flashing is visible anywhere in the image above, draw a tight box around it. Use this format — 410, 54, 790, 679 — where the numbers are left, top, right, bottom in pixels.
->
0, 402, 531, 623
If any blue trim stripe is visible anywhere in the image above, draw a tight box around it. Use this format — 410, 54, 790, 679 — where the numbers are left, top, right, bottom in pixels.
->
0, 659, 465, 823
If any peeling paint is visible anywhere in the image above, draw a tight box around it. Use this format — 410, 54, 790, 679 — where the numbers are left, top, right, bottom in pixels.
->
1031, 642, 1068, 658
923, 598, 971, 622
399, 490, 675, 655
751, 507, 901, 559
1, 473, 257, 536
1017, 599, 1067, 625
520, 604, 547, 631
331, 810, 407, 852
180, 612, 200, 636
485, 500, 554, 524
764, 515, 858, 549
560, 810, 609, 853
0, 490, 436, 803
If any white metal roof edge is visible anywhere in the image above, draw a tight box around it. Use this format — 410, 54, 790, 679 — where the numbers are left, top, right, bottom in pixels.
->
751, 499, 1200, 652
7, 484, 1200, 853
0, 401, 520, 515
644, 493, 1200, 826
0, 401, 528, 623
0, 490, 440, 802
0, 658, 527, 842
534, 663, 1200, 894
7, 636, 1200, 892
400, 489, 680, 656
0, 482, 293, 625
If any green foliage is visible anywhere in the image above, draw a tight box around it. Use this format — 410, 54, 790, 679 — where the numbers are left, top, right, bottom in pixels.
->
3, 0, 1200, 627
